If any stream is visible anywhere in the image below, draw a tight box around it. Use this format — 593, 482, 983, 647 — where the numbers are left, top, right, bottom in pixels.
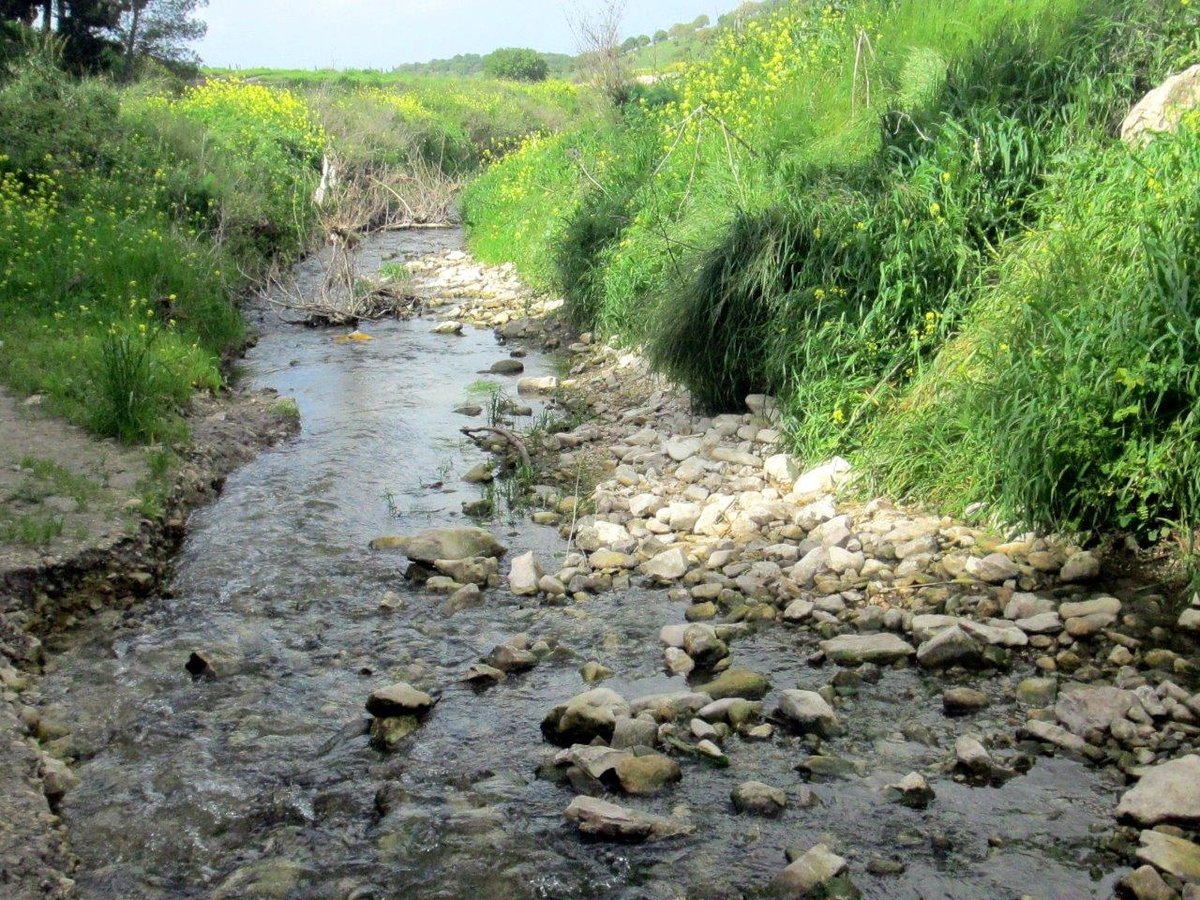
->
38, 229, 1126, 898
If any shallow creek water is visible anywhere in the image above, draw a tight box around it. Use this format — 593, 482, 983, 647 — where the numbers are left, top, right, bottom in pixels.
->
40, 230, 1126, 898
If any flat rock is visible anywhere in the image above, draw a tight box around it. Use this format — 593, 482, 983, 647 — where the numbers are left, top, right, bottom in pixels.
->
1055, 684, 1135, 737
1059, 596, 1121, 619
771, 844, 848, 895
820, 633, 915, 665
366, 682, 434, 718
695, 668, 771, 701
372, 527, 506, 563
943, 687, 989, 715
1138, 829, 1200, 881
1117, 756, 1200, 825
564, 796, 692, 841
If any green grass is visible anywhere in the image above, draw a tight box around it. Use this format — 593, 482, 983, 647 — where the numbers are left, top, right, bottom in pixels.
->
0, 54, 587, 446
10, 457, 101, 508
0, 510, 65, 545
464, 0, 1200, 543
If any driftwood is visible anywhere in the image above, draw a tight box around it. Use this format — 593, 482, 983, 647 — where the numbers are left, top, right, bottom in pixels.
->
461, 425, 532, 468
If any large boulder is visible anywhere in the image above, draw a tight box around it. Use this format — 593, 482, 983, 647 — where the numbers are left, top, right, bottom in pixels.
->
1137, 829, 1200, 881
1122, 64, 1200, 146
541, 688, 630, 746
1117, 756, 1200, 826
371, 527, 506, 563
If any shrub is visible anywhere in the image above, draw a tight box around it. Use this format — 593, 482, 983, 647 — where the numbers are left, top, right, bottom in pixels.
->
484, 48, 549, 83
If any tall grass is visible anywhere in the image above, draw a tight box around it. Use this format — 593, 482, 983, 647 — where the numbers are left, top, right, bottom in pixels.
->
464, 0, 1200, 540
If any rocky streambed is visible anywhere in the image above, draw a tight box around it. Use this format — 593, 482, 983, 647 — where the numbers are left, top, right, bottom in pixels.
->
12, 228, 1200, 898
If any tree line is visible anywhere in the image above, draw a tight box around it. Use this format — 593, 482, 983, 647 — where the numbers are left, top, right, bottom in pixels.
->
0, 0, 206, 76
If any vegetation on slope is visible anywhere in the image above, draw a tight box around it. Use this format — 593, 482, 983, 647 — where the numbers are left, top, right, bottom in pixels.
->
462, 0, 1200, 545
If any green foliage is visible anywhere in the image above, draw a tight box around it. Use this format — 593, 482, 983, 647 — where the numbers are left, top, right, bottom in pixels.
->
464, 0, 1200, 540
483, 47, 549, 83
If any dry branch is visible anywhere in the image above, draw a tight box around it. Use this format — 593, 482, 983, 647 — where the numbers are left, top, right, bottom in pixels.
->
461, 425, 533, 468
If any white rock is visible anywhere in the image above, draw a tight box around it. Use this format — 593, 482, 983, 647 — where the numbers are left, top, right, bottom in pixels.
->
643, 548, 689, 581
664, 437, 703, 462
508, 551, 543, 596
791, 457, 852, 500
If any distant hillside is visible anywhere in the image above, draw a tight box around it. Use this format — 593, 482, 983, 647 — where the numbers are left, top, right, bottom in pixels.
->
383, 2, 782, 80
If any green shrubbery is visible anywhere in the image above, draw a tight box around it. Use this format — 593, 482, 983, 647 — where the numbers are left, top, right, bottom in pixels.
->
483, 48, 549, 83
464, 0, 1200, 541
0, 54, 586, 444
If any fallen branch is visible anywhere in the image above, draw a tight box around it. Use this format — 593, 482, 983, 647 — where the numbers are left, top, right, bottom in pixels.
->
461, 425, 533, 468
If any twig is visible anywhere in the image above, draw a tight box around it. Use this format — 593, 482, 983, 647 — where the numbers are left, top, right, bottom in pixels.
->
461, 425, 533, 468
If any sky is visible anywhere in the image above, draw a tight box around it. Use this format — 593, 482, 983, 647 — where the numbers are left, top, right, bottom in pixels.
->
197, 0, 743, 70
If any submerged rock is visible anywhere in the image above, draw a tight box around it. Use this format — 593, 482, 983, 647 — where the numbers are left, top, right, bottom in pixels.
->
695, 668, 771, 701
563, 796, 692, 841
776, 690, 842, 737
541, 688, 630, 746
371, 527, 506, 563
732, 781, 787, 817
884, 772, 935, 809
770, 844, 848, 896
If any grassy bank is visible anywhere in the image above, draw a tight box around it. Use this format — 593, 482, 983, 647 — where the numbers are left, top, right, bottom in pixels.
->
462, 0, 1200, 548
0, 54, 585, 444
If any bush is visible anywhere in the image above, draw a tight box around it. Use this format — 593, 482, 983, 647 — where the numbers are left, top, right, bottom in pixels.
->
484, 48, 549, 83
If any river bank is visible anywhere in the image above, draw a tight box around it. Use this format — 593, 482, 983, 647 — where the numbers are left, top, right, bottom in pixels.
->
0, 384, 299, 896
9, 226, 1200, 897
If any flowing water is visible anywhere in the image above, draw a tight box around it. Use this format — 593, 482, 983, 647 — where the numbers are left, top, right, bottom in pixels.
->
39, 230, 1127, 898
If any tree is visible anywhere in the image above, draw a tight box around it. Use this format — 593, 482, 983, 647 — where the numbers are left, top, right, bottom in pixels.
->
483, 47, 548, 82
635, 34, 650, 48
619, 35, 638, 54
110, 0, 208, 79
652, 29, 667, 43
692, 14, 710, 28
569, 0, 628, 104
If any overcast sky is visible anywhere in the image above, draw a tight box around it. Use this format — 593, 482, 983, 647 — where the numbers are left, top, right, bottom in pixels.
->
198, 0, 742, 70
